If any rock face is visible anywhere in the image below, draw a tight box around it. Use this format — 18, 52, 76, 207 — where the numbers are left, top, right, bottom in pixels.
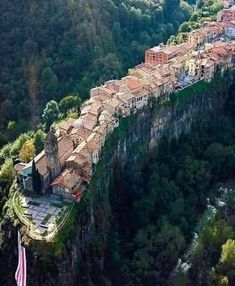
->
0, 72, 234, 286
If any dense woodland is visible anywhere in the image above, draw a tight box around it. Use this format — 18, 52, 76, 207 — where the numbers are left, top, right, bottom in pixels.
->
88, 83, 235, 286
0, 0, 194, 145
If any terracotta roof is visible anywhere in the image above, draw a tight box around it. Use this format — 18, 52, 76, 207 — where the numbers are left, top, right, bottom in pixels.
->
87, 140, 100, 152
126, 78, 142, 90
14, 162, 27, 173
51, 168, 82, 190
71, 127, 92, 139
57, 118, 75, 133
148, 45, 179, 56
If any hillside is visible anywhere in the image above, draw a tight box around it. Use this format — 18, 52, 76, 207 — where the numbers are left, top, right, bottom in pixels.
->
0, 0, 193, 144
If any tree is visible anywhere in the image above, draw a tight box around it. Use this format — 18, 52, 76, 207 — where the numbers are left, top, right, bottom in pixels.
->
219, 239, 235, 279
34, 130, 45, 154
190, 12, 199, 22
42, 100, 59, 132
0, 158, 14, 185
11, 133, 30, 157
40, 67, 59, 101
179, 22, 190, 33
1, 99, 15, 121
163, 0, 180, 18
32, 160, 42, 194
210, 3, 223, 14
59, 95, 81, 115
92, 53, 123, 84
218, 276, 229, 286
19, 139, 35, 163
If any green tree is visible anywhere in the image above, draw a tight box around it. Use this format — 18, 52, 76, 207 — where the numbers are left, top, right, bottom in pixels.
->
179, 22, 190, 33
42, 100, 59, 132
32, 160, 42, 194
1, 99, 15, 121
40, 67, 59, 101
59, 95, 81, 115
164, 0, 180, 18
210, 3, 223, 14
0, 159, 15, 185
93, 53, 123, 84
11, 133, 30, 157
34, 130, 45, 154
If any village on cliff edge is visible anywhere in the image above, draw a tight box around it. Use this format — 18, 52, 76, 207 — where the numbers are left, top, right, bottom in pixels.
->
13, 4, 235, 240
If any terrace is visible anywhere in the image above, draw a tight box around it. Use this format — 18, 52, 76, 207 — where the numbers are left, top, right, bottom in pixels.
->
13, 189, 74, 242
175, 75, 202, 92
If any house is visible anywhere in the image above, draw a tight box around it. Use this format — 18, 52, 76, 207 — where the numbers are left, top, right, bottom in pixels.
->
207, 45, 231, 68
86, 138, 101, 165
116, 91, 136, 111
81, 100, 102, 117
187, 58, 198, 77
102, 98, 123, 115
154, 78, 167, 97
66, 145, 93, 180
145, 44, 180, 65
51, 168, 84, 201
90, 86, 115, 99
188, 28, 207, 46
129, 67, 151, 79
225, 20, 235, 38
104, 80, 121, 92
133, 89, 149, 110
69, 126, 92, 145
169, 57, 187, 80
198, 58, 215, 81
217, 6, 235, 23
140, 75, 158, 94
93, 125, 107, 146
98, 110, 116, 133
178, 42, 195, 55
57, 118, 75, 136
79, 112, 98, 130
208, 22, 224, 39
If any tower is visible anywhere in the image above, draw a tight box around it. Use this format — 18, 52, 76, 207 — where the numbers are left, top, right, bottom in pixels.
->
45, 131, 61, 180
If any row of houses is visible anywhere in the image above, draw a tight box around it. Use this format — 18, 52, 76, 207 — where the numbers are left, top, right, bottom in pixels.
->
15, 6, 235, 202
145, 23, 225, 66
145, 5, 235, 67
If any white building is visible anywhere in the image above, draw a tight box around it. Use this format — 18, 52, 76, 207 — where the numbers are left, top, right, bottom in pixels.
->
225, 21, 235, 38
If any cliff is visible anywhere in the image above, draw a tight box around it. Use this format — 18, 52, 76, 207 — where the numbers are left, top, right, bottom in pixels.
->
0, 71, 234, 286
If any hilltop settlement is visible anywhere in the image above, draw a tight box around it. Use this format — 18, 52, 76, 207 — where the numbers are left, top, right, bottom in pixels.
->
15, 5, 235, 204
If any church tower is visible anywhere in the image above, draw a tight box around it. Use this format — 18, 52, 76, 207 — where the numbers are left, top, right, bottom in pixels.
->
45, 131, 61, 180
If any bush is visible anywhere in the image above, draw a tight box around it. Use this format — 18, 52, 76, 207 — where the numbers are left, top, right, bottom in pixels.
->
0, 158, 15, 185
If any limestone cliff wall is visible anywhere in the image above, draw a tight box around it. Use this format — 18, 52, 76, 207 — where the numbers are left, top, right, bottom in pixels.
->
1, 72, 234, 286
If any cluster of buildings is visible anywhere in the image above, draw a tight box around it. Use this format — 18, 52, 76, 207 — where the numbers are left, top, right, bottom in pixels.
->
219, 3, 235, 38
15, 6, 235, 202
223, 0, 235, 9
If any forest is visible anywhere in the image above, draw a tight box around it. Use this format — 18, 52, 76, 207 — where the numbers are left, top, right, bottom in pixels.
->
0, 0, 194, 145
